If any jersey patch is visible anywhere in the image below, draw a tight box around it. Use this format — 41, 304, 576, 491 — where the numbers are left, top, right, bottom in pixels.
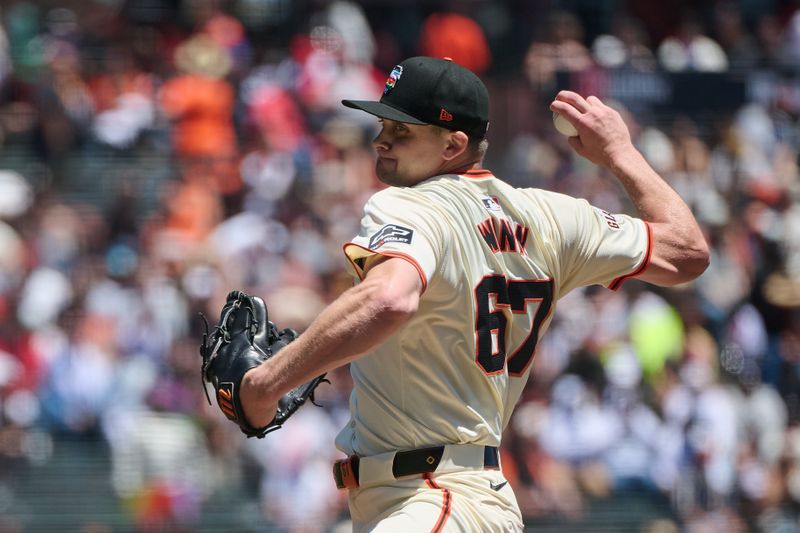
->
481, 196, 502, 212
369, 224, 414, 249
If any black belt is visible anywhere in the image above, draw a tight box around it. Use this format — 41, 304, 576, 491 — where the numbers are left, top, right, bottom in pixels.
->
333, 445, 500, 489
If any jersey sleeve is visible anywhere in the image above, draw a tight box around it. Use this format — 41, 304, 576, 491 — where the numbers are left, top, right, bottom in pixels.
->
343, 188, 445, 292
535, 190, 652, 294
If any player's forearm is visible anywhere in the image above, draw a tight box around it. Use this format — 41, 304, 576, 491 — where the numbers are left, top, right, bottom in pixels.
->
608, 147, 709, 283
271, 278, 413, 388
606, 147, 686, 225
241, 272, 416, 425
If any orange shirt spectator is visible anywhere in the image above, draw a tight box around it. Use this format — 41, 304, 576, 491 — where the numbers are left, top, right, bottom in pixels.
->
419, 13, 491, 74
159, 34, 236, 158
159, 74, 236, 157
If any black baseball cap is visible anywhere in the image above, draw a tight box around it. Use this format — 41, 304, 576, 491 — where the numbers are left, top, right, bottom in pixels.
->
342, 56, 489, 139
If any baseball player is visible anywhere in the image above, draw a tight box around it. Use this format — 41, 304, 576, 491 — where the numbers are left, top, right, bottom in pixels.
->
238, 57, 709, 531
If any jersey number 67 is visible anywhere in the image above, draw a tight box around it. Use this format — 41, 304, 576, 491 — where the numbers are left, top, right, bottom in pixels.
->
474, 275, 554, 377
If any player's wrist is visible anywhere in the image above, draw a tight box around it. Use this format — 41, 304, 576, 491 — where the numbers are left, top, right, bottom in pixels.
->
240, 368, 278, 429
605, 144, 644, 175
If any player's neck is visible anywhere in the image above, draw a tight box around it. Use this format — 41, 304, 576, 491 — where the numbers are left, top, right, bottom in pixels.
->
440, 156, 484, 176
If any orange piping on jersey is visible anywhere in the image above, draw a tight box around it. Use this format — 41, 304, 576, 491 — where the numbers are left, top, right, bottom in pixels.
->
460, 169, 494, 179
423, 474, 452, 533
342, 242, 428, 294
608, 221, 654, 291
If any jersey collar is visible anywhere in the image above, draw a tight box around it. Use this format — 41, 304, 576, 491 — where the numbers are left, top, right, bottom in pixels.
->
461, 169, 494, 179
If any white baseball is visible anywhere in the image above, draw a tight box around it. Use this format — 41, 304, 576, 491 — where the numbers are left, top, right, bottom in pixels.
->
553, 112, 578, 137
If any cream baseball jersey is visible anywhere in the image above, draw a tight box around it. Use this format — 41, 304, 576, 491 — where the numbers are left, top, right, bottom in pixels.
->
336, 169, 652, 457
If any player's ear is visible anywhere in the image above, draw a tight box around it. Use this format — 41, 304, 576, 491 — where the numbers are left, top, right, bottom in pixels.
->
442, 130, 469, 161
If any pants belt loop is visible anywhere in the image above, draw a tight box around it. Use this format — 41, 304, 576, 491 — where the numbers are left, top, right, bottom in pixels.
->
333, 455, 360, 489
484, 446, 500, 470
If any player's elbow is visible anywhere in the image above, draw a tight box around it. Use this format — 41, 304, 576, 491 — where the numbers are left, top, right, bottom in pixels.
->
678, 231, 711, 280
659, 239, 710, 286
648, 223, 710, 285
687, 240, 710, 279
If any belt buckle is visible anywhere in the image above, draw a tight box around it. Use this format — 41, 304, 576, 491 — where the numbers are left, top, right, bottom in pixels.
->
333, 455, 360, 490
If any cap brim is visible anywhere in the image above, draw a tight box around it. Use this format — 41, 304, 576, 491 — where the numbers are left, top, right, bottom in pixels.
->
341, 100, 428, 125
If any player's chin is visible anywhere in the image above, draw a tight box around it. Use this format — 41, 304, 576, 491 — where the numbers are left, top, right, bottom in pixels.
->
375, 160, 400, 185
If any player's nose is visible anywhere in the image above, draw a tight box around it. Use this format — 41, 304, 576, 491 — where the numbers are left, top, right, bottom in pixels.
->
373, 121, 395, 147
372, 132, 391, 152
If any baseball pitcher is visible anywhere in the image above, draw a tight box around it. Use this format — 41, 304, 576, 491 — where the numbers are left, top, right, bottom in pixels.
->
203, 57, 709, 532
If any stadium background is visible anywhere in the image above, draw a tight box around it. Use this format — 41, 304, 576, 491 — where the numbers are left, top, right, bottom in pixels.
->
0, 0, 799, 531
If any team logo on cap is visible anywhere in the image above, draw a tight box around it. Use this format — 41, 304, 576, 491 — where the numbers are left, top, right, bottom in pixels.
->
384, 65, 403, 94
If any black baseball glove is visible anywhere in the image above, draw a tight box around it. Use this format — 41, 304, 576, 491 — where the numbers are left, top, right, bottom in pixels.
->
200, 290, 328, 438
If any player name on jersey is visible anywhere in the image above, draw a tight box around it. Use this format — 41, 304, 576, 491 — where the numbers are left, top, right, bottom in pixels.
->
476, 217, 530, 255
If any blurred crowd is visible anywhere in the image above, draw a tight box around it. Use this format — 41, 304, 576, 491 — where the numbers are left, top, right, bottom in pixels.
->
0, 0, 799, 531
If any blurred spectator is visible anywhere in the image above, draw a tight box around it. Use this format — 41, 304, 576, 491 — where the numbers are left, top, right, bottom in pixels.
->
109, 406, 214, 531
34, 36, 94, 178
628, 290, 684, 380
247, 406, 343, 532
0, 14, 11, 91
159, 32, 239, 194
88, 44, 156, 150
602, 346, 662, 490
506, 399, 586, 520
539, 373, 619, 497
591, 14, 657, 71
657, 12, 729, 72
419, 12, 491, 74
524, 10, 593, 91
327, 1, 376, 66
712, 2, 760, 71
782, 9, 800, 69
203, 13, 252, 78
